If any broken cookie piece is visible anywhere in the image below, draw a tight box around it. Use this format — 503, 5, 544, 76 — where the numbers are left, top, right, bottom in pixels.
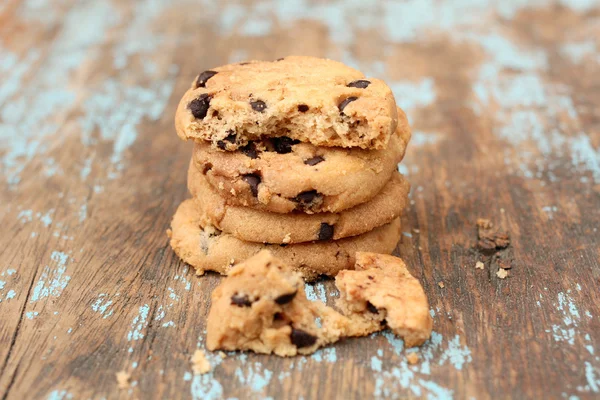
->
336, 252, 433, 347
206, 250, 432, 356
206, 250, 347, 356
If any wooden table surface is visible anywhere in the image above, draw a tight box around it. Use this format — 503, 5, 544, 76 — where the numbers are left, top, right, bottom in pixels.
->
1, 0, 599, 399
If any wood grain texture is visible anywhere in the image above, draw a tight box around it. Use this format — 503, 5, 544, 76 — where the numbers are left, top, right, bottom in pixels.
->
0, 0, 599, 399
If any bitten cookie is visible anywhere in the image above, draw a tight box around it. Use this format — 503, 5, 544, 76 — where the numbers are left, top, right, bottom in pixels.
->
205, 251, 432, 356
167, 199, 402, 280
175, 56, 398, 150
193, 108, 411, 214
188, 161, 410, 244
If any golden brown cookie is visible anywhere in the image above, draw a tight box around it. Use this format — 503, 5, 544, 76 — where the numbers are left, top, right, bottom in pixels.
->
188, 161, 410, 244
167, 199, 402, 280
175, 56, 398, 150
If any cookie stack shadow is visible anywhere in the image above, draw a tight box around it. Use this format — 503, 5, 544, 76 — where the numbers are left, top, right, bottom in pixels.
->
168, 56, 412, 280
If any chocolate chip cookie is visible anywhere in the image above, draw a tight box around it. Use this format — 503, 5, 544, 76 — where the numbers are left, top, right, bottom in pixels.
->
193, 108, 411, 214
175, 56, 398, 150
188, 161, 410, 244
167, 199, 402, 280
205, 250, 432, 356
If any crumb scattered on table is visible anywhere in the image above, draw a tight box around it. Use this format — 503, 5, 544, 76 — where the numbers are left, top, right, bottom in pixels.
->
496, 269, 508, 279
477, 219, 510, 252
406, 352, 420, 364
438, 281, 445, 289
412, 228, 420, 233
497, 257, 513, 270
475, 261, 485, 270
191, 349, 211, 375
116, 370, 130, 389
476, 218, 493, 229
218, 351, 226, 358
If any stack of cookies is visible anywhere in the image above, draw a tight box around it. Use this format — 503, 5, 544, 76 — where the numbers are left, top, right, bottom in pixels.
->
169, 56, 412, 280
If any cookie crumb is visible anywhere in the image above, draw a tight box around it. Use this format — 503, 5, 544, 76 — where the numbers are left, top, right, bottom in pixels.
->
218, 351, 227, 358
116, 370, 130, 389
476, 218, 492, 229
166, 228, 172, 238
218, 182, 225, 190
191, 349, 211, 375
475, 261, 485, 270
230, 188, 236, 196
437, 281, 445, 289
412, 228, 420, 233
497, 257, 513, 270
282, 233, 292, 244
496, 269, 508, 279
406, 352, 420, 365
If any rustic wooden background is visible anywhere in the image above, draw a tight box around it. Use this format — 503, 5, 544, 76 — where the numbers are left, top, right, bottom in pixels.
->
1, 0, 599, 399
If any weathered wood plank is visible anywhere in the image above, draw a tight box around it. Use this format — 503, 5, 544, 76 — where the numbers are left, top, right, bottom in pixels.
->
0, 0, 599, 399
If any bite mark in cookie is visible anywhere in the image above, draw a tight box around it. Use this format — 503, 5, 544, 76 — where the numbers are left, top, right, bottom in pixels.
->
175, 56, 399, 150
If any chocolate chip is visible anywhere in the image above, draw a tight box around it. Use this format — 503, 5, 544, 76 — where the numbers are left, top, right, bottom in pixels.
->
347, 80, 371, 89
240, 142, 258, 159
250, 100, 267, 112
224, 131, 236, 142
366, 301, 379, 313
290, 328, 317, 348
295, 190, 319, 206
201, 162, 213, 174
273, 312, 284, 321
338, 96, 358, 113
196, 70, 218, 88
242, 174, 261, 196
189, 94, 212, 119
304, 156, 324, 166
271, 136, 299, 154
239, 62, 250, 65
318, 223, 334, 241
217, 131, 237, 149
231, 293, 252, 307
297, 104, 309, 112
275, 291, 297, 305
279, 243, 288, 247
276, 57, 285, 61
